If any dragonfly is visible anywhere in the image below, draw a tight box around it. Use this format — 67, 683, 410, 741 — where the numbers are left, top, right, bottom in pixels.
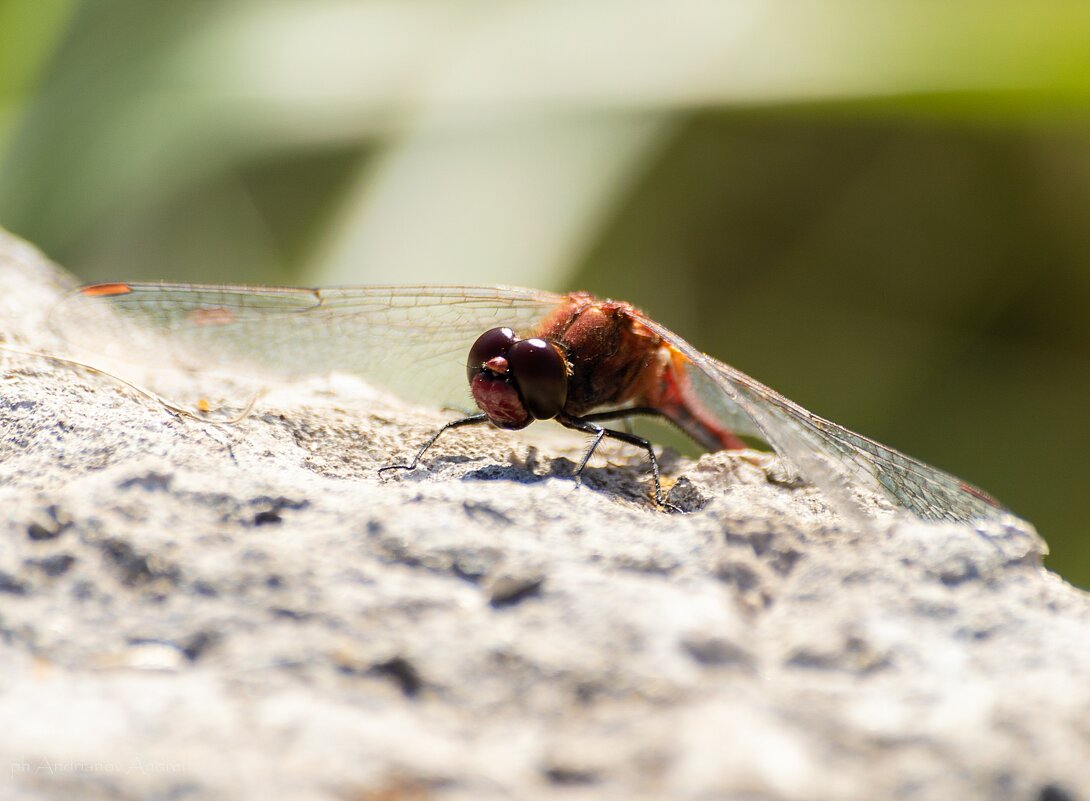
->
46, 282, 1012, 525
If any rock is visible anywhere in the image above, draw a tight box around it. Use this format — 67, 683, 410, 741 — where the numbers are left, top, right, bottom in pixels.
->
0, 228, 1087, 801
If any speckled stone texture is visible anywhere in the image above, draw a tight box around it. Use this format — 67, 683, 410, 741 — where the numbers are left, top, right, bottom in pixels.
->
1, 229, 1087, 801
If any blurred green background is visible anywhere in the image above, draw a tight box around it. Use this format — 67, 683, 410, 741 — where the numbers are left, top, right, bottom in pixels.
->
1, 1, 1087, 585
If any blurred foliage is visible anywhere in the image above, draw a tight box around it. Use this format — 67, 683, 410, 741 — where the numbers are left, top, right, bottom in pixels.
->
0, 0, 1087, 585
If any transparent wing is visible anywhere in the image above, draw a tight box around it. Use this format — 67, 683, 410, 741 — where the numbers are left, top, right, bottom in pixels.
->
48, 283, 564, 412
640, 316, 1011, 525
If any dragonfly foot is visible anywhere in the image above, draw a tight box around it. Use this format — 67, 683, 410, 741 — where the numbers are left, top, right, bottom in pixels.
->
377, 463, 416, 480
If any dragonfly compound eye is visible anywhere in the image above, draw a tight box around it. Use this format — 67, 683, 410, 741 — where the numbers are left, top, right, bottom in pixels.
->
506, 337, 568, 420
467, 327, 517, 383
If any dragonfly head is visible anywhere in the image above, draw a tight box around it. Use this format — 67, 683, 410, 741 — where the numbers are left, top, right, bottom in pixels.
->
467, 327, 568, 429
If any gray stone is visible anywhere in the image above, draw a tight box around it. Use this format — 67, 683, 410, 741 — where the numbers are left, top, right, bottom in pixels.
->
0, 228, 1086, 801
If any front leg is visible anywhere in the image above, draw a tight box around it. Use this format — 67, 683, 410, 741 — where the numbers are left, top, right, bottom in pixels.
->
557, 413, 673, 509
378, 413, 489, 477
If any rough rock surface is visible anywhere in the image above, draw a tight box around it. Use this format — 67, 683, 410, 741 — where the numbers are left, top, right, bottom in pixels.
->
1, 228, 1087, 801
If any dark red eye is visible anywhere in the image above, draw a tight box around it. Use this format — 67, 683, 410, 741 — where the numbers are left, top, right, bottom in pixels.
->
467, 327, 517, 383
506, 337, 568, 420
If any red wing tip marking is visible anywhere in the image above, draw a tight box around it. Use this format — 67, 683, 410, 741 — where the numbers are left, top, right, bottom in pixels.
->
81, 282, 134, 297
960, 481, 1002, 508
187, 307, 235, 326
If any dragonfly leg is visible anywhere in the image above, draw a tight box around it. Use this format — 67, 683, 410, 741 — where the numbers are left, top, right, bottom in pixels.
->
378, 413, 489, 477
558, 414, 672, 509
578, 405, 750, 452
576, 406, 665, 424
576, 406, 665, 435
